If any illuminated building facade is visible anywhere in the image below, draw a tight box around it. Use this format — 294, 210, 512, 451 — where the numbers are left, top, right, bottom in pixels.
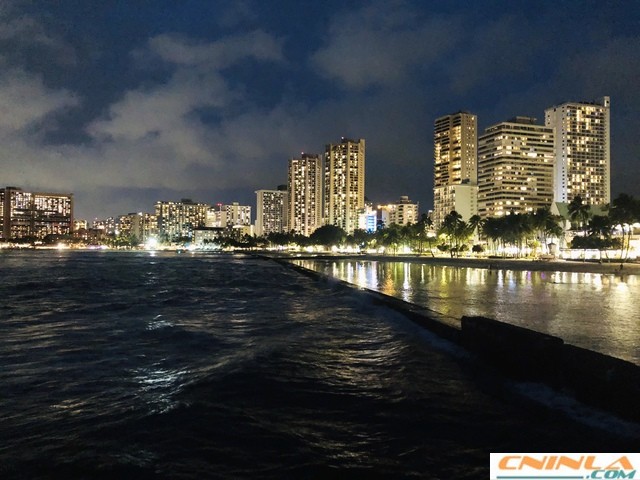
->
193, 227, 225, 246
224, 202, 252, 227
93, 217, 117, 235
117, 212, 158, 243
478, 117, 554, 218
73, 219, 88, 231
288, 153, 323, 236
433, 112, 477, 227
438, 183, 478, 223
255, 187, 288, 236
141, 213, 159, 242
324, 138, 365, 234
1, 186, 73, 240
117, 213, 136, 238
545, 96, 610, 205
206, 207, 224, 228
357, 204, 378, 233
378, 196, 419, 227
155, 199, 209, 241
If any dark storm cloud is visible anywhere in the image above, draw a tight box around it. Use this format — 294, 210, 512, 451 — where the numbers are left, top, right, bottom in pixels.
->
0, 6, 77, 67
0, 0, 638, 219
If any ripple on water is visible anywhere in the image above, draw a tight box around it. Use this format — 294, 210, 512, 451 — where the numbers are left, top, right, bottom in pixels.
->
0, 251, 638, 480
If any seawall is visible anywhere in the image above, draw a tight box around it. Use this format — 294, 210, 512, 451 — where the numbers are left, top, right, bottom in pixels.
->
268, 255, 640, 423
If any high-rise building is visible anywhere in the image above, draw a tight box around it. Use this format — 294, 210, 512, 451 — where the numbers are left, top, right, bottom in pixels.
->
255, 187, 288, 236
117, 213, 136, 238
440, 183, 478, 224
117, 212, 158, 243
224, 202, 251, 227
206, 205, 224, 228
288, 153, 323, 236
205, 203, 251, 229
433, 112, 477, 227
1, 186, 73, 240
545, 96, 610, 205
324, 138, 365, 234
155, 198, 209, 242
141, 213, 159, 242
93, 217, 117, 235
477, 117, 554, 218
378, 196, 419, 227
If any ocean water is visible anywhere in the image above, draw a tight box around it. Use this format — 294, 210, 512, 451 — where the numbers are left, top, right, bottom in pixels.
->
0, 250, 638, 479
294, 259, 640, 365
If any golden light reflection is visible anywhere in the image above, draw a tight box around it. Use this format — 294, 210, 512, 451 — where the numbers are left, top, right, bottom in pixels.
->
402, 262, 411, 301
292, 259, 640, 364
356, 261, 368, 287
367, 261, 378, 288
346, 262, 354, 284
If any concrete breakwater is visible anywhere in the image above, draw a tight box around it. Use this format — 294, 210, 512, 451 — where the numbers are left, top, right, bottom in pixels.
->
460, 316, 640, 422
272, 256, 640, 423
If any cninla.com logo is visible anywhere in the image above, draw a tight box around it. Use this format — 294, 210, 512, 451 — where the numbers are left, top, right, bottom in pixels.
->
490, 453, 639, 479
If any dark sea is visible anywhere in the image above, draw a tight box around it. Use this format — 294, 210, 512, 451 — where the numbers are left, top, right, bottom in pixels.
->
1, 251, 638, 479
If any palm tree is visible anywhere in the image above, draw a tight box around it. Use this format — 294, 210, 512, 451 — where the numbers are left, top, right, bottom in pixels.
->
568, 195, 591, 234
481, 217, 503, 255
531, 207, 563, 254
438, 211, 460, 256
586, 214, 615, 261
503, 214, 534, 257
378, 223, 403, 255
567, 195, 593, 260
438, 211, 472, 257
411, 214, 433, 254
608, 193, 640, 262
468, 214, 484, 243
400, 223, 414, 251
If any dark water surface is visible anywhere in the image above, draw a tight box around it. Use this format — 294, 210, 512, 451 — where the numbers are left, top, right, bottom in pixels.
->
0, 251, 638, 479
293, 259, 640, 365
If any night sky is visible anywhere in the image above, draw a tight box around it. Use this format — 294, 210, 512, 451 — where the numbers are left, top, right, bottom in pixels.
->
1, 0, 639, 221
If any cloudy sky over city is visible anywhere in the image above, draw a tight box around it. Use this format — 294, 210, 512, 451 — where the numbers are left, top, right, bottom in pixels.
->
0, 0, 638, 220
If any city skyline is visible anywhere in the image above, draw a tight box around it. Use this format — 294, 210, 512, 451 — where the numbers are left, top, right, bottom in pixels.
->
0, 1, 638, 221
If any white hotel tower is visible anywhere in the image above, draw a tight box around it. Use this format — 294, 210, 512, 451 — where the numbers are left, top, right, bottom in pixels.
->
545, 96, 610, 205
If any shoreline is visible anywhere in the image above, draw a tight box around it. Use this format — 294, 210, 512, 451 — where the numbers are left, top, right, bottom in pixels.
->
277, 252, 640, 276
272, 256, 640, 422
4, 247, 638, 276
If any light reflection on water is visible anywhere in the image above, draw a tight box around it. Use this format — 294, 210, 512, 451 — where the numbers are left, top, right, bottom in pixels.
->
295, 260, 640, 365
